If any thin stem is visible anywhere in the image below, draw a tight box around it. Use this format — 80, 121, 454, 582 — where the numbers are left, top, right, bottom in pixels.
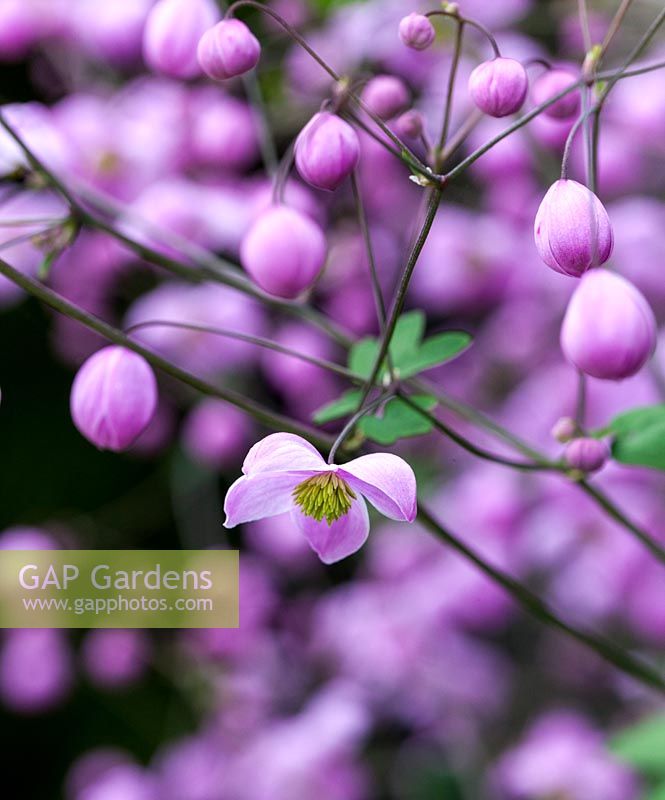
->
578, 482, 665, 568
413, 378, 547, 460
398, 392, 561, 472
342, 111, 403, 160
418, 504, 665, 695
412, 379, 665, 567
600, 0, 635, 59
0, 111, 353, 348
436, 18, 465, 160
124, 320, 355, 380
578, 0, 592, 53
350, 170, 387, 329
597, 57, 665, 80
356, 188, 443, 411
226, 0, 429, 178
0, 256, 336, 451
426, 10, 500, 58
599, 5, 665, 99
328, 392, 389, 464
445, 79, 586, 181
560, 112, 586, 179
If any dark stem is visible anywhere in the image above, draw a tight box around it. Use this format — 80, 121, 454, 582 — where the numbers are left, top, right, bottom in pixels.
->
426, 10, 500, 58
436, 18, 465, 161
0, 256, 335, 450
226, 0, 430, 178
355, 188, 443, 410
418, 504, 665, 695
124, 320, 355, 380
327, 392, 389, 464
398, 393, 561, 472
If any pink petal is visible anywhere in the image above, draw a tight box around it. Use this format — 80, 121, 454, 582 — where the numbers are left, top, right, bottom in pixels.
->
242, 432, 325, 475
338, 453, 417, 522
292, 497, 369, 564
224, 471, 313, 528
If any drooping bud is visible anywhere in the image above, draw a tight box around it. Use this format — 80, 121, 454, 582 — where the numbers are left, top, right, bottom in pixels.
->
240, 206, 327, 298
564, 437, 610, 473
197, 18, 260, 81
551, 416, 577, 443
531, 68, 580, 120
560, 270, 657, 380
394, 110, 424, 139
295, 112, 360, 192
143, 0, 217, 78
534, 180, 614, 277
361, 75, 410, 121
70, 346, 158, 451
398, 13, 436, 51
469, 57, 528, 117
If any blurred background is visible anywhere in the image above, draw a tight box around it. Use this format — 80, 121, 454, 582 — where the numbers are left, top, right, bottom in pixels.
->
1, 0, 665, 798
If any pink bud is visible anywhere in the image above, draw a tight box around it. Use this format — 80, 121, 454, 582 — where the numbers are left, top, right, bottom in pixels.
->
143, 0, 217, 78
531, 68, 580, 120
394, 109, 424, 139
197, 18, 261, 81
70, 346, 158, 451
561, 270, 657, 380
295, 112, 360, 192
564, 437, 610, 473
398, 13, 436, 51
534, 180, 614, 277
240, 206, 327, 298
361, 75, 410, 121
469, 57, 528, 117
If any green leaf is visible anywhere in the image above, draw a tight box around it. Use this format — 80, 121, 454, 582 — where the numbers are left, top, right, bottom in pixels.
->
398, 331, 472, 379
359, 395, 437, 445
347, 312, 471, 383
390, 311, 426, 361
611, 714, 665, 776
348, 312, 426, 380
604, 405, 665, 471
646, 785, 665, 800
312, 390, 361, 424
348, 338, 380, 380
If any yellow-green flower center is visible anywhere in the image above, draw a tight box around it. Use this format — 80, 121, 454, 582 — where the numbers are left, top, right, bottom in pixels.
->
292, 472, 357, 525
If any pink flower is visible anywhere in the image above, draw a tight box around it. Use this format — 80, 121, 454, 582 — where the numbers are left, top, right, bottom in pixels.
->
534, 179, 614, 277
70, 346, 158, 451
197, 18, 261, 81
560, 269, 656, 380
295, 112, 360, 192
224, 433, 417, 564
469, 57, 528, 118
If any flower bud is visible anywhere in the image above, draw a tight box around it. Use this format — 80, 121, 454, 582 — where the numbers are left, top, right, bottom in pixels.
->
398, 13, 436, 51
551, 416, 577, 443
469, 57, 528, 117
394, 110, 424, 139
361, 75, 410, 120
531, 68, 580, 120
240, 206, 326, 298
561, 270, 657, 380
143, 0, 217, 79
197, 18, 260, 81
564, 437, 610, 473
70, 347, 158, 451
295, 112, 360, 192
534, 180, 614, 277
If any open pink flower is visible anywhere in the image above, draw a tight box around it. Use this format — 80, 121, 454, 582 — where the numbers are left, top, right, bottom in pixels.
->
224, 433, 417, 564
